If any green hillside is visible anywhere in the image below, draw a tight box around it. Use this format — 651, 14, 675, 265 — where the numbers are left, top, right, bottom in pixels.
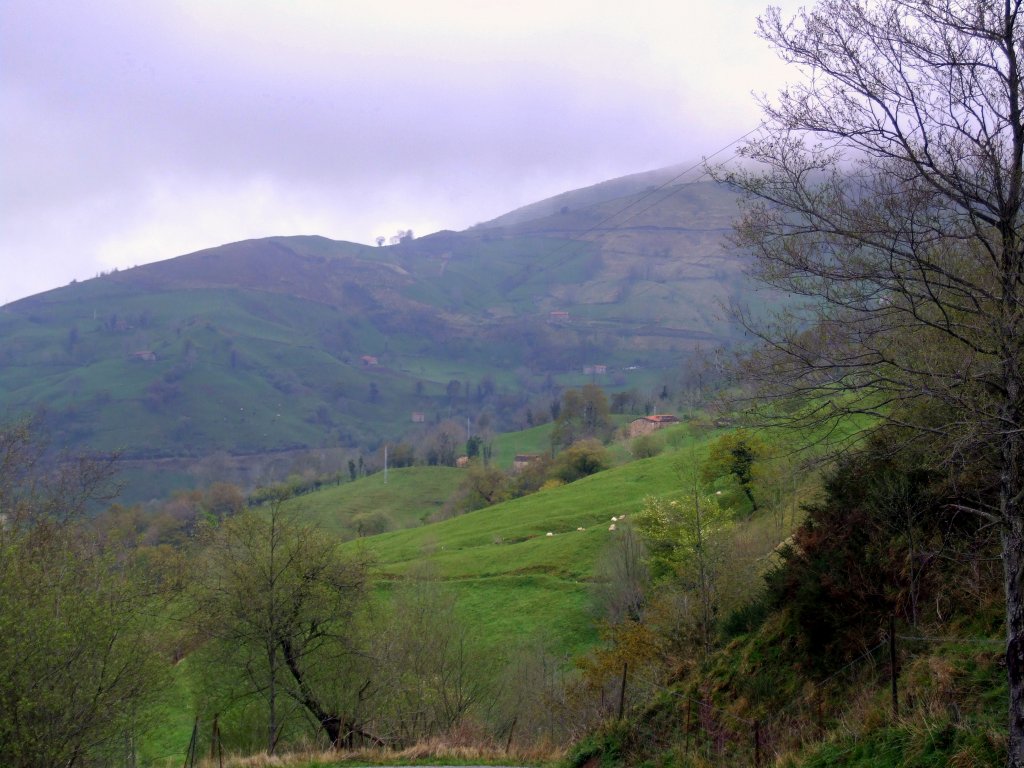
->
338, 427, 702, 658
283, 465, 462, 538
0, 171, 753, 501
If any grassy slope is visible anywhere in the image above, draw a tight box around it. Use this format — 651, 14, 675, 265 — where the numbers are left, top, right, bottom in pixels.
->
339, 427, 702, 658
284, 466, 463, 537
0, 178, 749, 497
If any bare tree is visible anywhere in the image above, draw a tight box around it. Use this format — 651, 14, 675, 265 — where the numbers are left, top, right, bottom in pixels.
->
194, 495, 370, 751
713, 2, 1024, 761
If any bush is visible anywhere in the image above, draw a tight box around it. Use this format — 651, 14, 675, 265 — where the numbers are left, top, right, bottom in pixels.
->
764, 434, 992, 670
551, 439, 610, 483
630, 434, 663, 459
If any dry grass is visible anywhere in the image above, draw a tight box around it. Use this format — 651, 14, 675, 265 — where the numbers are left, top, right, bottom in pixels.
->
204, 736, 565, 768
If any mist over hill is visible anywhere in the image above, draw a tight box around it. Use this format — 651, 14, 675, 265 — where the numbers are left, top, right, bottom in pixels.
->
0, 167, 758, 499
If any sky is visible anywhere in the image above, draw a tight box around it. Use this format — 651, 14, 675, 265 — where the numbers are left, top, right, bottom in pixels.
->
0, 0, 792, 306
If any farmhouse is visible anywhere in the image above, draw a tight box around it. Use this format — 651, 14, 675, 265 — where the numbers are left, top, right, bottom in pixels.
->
410, 412, 426, 423
128, 350, 156, 362
627, 413, 680, 438
360, 355, 379, 366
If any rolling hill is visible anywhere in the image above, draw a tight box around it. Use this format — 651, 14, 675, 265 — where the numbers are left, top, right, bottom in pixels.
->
0, 168, 757, 500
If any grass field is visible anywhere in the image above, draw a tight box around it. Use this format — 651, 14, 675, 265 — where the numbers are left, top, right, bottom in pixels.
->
344, 429, 705, 658
283, 466, 463, 537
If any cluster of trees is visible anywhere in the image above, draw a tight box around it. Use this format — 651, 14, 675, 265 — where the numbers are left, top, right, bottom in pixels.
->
0, 422, 512, 763
0, 424, 175, 768
703, 1, 1023, 761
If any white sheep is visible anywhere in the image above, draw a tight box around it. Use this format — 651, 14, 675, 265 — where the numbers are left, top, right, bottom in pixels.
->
546, 531, 554, 537
608, 523, 617, 531
577, 526, 585, 531
611, 516, 618, 522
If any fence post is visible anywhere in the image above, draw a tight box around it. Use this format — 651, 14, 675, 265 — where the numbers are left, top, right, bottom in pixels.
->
753, 719, 762, 767
684, 699, 691, 754
889, 614, 899, 719
210, 712, 223, 768
617, 662, 628, 720
182, 716, 198, 768
816, 685, 824, 737
504, 715, 517, 754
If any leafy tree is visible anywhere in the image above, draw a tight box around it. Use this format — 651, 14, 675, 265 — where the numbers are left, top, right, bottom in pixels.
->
700, 430, 765, 512
0, 422, 170, 768
193, 497, 370, 752
387, 442, 415, 468
446, 379, 461, 404
420, 420, 462, 467
550, 438, 610, 484
551, 385, 612, 449
715, 2, 1024, 757
630, 433, 664, 460
593, 523, 649, 625
765, 436, 986, 669
634, 477, 734, 658
371, 574, 485, 745
445, 463, 510, 516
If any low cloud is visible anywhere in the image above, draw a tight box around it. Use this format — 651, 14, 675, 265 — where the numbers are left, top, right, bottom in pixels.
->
0, 0, 788, 304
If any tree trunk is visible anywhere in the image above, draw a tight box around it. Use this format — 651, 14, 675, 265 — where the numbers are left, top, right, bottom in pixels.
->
1004, 423, 1024, 767
1005, 521, 1024, 768
321, 715, 342, 748
267, 645, 277, 755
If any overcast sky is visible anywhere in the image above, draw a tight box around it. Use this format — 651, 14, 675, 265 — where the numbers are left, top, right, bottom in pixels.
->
1, 0, 792, 305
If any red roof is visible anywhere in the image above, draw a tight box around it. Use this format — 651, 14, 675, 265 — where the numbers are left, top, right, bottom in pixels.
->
645, 414, 679, 423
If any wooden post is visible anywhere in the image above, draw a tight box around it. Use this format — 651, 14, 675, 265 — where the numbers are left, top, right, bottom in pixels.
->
753, 719, 762, 767
210, 713, 223, 768
209, 714, 217, 761
504, 715, 517, 754
889, 614, 899, 719
816, 686, 825, 737
182, 717, 198, 768
685, 699, 692, 754
617, 662, 628, 720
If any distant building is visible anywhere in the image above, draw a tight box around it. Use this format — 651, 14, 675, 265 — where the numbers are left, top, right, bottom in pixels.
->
411, 412, 426, 423
513, 453, 543, 472
548, 310, 570, 322
627, 413, 680, 438
128, 350, 156, 362
583, 364, 608, 375
360, 355, 379, 366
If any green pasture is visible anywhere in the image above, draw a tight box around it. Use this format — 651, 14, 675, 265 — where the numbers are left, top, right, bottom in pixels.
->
283, 466, 463, 537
